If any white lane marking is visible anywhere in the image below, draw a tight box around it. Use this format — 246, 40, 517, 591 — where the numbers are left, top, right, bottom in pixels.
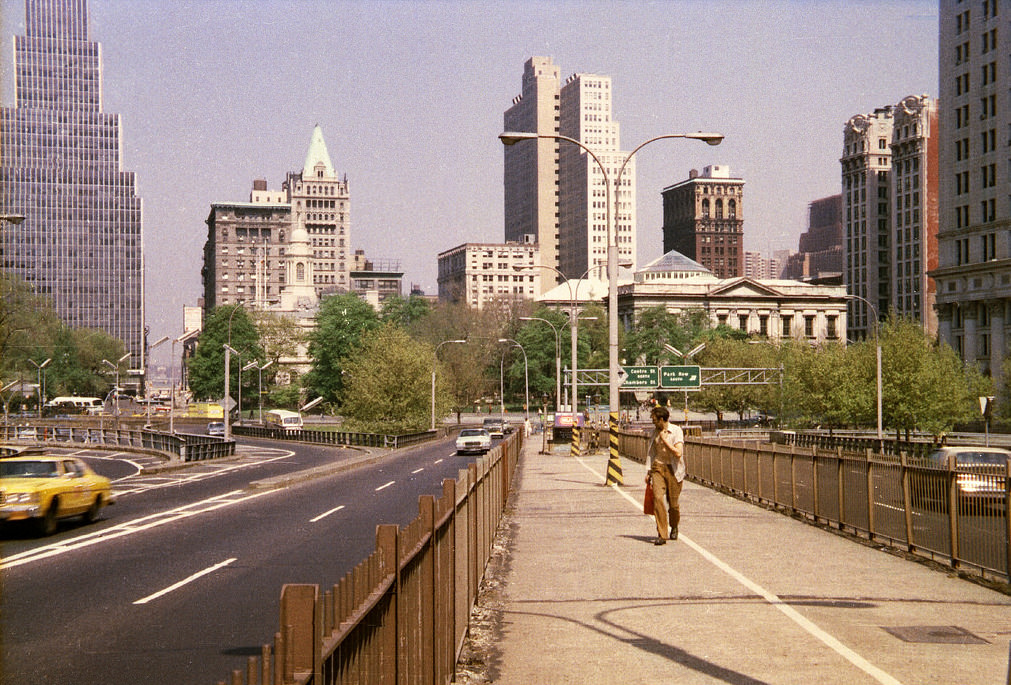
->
1, 489, 275, 570
411, 468, 424, 474
133, 558, 237, 605
375, 481, 395, 491
109, 449, 296, 494
310, 505, 345, 523
575, 456, 904, 685
433, 459, 444, 465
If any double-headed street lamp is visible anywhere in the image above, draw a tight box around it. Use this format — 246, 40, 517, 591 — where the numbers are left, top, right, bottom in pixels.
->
101, 352, 131, 421
431, 339, 466, 431
502, 130, 722, 456
28, 357, 51, 418
223, 344, 240, 440
514, 262, 600, 417
256, 360, 274, 423
241, 360, 259, 425
498, 338, 529, 423
147, 336, 170, 425
847, 294, 883, 440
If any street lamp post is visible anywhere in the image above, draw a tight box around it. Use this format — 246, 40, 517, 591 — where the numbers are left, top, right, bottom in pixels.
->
102, 352, 130, 425
431, 339, 466, 431
223, 344, 239, 440
502, 129, 722, 475
665, 343, 705, 422
147, 336, 170, 425
499, 338, 529, 423
241, 360, 258, 426
28, 357, 51, 419
519, 316, 561, 413
257, 360, 274, 423
514, 263, 601, 418
847, 294, 883, 440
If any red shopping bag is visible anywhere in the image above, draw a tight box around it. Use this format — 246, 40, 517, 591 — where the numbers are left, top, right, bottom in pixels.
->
643, 485, 654, 515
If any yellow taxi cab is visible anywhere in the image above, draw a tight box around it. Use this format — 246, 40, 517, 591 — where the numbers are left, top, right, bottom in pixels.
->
0, 456, 114, 535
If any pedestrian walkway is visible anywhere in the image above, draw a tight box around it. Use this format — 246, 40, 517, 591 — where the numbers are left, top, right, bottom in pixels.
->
477, 439, 1011, 685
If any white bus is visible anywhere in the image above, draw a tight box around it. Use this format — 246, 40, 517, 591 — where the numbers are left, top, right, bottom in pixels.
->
43, 396, 104, 416
264, 409, 303, 433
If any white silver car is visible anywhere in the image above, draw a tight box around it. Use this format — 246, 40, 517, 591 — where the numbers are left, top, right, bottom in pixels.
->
456, 428, 492, 455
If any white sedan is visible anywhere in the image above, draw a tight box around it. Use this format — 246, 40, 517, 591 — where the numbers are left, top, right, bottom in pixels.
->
456, 428, 492, 455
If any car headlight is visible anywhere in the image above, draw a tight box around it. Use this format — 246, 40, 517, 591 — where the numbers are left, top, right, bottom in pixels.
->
4, 492, 39, 505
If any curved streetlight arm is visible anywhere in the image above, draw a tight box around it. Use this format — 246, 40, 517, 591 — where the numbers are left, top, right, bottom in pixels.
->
498, 338, 530, 421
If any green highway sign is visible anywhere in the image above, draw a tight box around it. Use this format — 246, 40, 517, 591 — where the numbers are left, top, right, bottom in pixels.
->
660, 365, 701, 389
620, 365, 659, 388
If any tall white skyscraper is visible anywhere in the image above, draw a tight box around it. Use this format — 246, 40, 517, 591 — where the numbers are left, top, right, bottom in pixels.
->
1, 0, 145, 363
503, 57, 635, 290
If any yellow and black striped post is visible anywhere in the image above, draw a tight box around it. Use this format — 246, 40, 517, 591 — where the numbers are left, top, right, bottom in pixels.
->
570, 423, 581, 458
604, 411, 623, 485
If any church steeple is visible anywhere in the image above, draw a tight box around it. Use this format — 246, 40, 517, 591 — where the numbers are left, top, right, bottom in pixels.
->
302, 124, 335, 179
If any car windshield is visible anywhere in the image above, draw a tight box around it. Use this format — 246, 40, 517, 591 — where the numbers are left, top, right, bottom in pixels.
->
0, 461, 59, 478
929, 449, 1009, 466
460, 429, 485, 437
957, 451, 1008, 465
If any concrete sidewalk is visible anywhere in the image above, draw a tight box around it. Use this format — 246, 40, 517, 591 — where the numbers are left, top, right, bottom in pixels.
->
467, 438, 1011, 685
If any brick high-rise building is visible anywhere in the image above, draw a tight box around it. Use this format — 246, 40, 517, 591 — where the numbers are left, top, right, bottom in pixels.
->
661, 165, 744, 279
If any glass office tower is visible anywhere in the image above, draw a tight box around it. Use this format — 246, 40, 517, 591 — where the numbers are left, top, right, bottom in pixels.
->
1, 0, 144, 367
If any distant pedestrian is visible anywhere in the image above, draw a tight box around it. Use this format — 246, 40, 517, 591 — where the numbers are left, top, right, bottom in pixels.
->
645, 405, 685, 546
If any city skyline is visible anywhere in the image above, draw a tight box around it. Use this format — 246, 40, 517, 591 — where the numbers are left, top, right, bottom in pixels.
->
0, 0, 939, 352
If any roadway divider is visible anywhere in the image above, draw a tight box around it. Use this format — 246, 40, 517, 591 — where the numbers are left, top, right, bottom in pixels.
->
232, 424, 438, 450
210, 431, 522, 685
616, 429, 1010, 588
0, 424, 236, 461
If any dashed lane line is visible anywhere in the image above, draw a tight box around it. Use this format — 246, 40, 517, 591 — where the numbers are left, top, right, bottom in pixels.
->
1, 489, 275, 570
133, 558, 237, 605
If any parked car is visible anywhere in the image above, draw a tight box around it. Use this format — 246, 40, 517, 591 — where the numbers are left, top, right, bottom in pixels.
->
913, 446, 1009, 512
207, 421, 226, 437
482, 418, 505, 439
0, 456, 114, 535
456, 428, 492, 455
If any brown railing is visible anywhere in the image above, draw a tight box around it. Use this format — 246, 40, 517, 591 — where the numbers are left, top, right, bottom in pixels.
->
213, 433, 521, 685
617, 431, 1010, 586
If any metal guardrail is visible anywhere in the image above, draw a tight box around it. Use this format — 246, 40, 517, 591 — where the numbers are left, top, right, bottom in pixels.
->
618, 430, 1010, 586
0, 425, 236, 462
211, 432, 521, 685
232, 424, 438, 449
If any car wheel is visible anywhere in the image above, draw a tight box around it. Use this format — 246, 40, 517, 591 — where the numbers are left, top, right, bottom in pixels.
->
37, 498, 59, 536
83, 495, 104, 523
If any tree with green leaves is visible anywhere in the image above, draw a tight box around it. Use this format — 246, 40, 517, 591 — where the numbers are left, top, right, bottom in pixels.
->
380, 295, 431, 328
303, 293, 380, 406
340, 325, 439, 432
187, 305, 264, 403
878, 315, 990, 437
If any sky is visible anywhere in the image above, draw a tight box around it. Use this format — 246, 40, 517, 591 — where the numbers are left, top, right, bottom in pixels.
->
0, 0, 939, 360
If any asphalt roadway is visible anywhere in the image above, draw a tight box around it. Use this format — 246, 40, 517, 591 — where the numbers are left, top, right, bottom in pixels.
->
458, 437, 1011, 685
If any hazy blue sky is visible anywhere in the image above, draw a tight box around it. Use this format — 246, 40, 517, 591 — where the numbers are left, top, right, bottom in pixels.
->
1, 0, 938, 349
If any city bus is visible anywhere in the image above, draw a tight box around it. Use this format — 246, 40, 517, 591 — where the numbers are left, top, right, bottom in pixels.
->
264, 409, 303, 433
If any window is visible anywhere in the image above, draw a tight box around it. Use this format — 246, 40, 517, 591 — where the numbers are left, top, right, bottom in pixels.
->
804, 316, 815, 338
781, 315, 792, 337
